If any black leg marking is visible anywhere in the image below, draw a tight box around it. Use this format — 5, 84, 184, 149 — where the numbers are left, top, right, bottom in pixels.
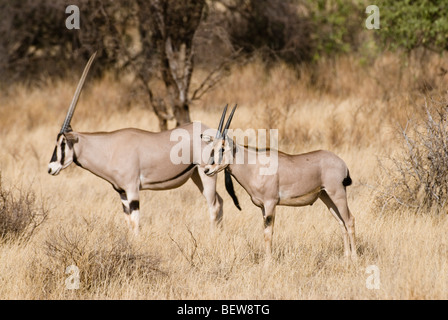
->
117, 189, 130, 214
129, 200, 140, 212
264, 215, 274, 228
122, 203, 130, 214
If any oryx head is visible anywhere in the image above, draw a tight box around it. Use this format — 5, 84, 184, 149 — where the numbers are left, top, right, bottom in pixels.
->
201, 104, 237, 176
48, 52, 96, 176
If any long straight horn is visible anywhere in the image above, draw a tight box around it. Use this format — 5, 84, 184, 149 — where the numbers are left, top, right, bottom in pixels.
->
216, 104, 228, 138
60, 51, 97, 133
222, 104, 237, 137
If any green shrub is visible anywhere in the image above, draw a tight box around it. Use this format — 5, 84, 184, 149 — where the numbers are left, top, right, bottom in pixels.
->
379, 0, 448, 52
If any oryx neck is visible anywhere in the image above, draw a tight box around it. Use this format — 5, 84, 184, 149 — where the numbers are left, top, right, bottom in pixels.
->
227, 144, 257, 184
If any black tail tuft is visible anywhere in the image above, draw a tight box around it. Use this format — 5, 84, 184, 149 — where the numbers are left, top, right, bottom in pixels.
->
225, 169, 241, 211
342, 170, 352, 187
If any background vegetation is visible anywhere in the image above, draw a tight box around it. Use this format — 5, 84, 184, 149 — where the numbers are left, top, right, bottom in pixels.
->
0, 0, 447, 299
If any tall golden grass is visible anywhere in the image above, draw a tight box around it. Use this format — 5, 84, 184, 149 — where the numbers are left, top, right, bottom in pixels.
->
0, 51, 447, 299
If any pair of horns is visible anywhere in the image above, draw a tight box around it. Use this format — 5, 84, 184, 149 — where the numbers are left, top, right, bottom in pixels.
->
60, 51, 97, 134
60, 53, 236, 138
216, 104, 237, 138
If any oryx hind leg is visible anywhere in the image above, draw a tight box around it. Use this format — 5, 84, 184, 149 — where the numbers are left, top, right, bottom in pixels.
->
262, 202, 276, 264
319, 189, 357, 260
118, 189, 140, 235
192, 168, 223, 231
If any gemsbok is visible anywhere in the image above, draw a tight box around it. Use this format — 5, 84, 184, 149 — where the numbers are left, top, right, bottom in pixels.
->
48, 52, 224, 234
202, 105, 357, 261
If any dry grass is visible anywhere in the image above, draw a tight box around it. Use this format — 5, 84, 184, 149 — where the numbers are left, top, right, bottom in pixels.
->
0, 174, 48, 244
375, 97, 448, 214
0, 51, 447, 299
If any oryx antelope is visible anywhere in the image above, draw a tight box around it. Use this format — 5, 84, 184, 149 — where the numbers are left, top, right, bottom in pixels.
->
48, 52, 223, 234
202, 105, 357, 261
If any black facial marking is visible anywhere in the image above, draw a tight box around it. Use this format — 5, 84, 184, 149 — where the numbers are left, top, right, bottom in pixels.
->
208, 149, 215, 165
60, 140, 66, 165
218, 147, 224, 164
129, 200, 140, 212
50, 147, 57, 163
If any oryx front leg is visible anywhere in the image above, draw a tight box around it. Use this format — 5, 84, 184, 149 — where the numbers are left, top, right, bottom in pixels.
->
262, 202, 276, 264
119, 190, 140, 235
192, 169, 223, 232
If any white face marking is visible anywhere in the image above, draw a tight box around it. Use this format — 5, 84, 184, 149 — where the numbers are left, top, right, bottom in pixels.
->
48, 134, 74, 175
48, 161, 62, 175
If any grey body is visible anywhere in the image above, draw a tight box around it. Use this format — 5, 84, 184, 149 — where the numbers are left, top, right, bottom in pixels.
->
74, 125, 200, 191
48, 53, 223, 233
203, 106, 357, 263
49, 123, 223, 234
228, 149, 348, 208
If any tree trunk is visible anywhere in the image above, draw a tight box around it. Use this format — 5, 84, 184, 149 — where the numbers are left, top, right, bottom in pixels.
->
173, 101, 191, 126
137, 0, 204, 130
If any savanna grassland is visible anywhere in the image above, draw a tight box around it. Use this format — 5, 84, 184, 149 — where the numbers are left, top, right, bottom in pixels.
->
1, 51, 448, 300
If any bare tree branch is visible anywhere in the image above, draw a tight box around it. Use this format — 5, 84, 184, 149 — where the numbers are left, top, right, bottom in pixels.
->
191, 49, 242, 102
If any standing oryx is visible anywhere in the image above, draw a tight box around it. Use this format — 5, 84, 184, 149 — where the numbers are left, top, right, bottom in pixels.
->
202, 105, 357, 261
48, 52, 223, 234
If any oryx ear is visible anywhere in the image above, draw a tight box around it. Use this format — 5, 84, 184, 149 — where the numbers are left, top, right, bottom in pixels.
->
200, 134, 213, 143
64, 131, 79, 147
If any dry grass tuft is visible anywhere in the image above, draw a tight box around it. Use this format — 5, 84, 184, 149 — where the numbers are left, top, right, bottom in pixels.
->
29, 216, 164, 299
0, 173, 48, 243
375, 96, 448, 214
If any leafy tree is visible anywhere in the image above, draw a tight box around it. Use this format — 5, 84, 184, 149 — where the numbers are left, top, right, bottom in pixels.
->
306, 0, 365, 60
378, 0, 448, 52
